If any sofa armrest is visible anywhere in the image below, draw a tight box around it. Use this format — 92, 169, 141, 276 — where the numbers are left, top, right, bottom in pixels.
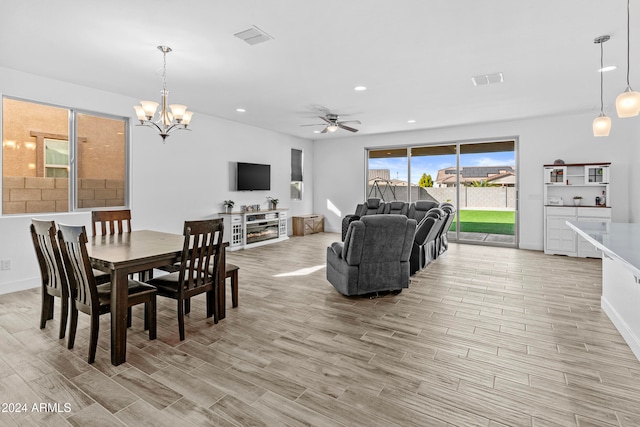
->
330, 242, 344, 258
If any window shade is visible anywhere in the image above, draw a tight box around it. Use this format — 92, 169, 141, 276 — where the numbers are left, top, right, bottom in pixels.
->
291, 149, 303, 181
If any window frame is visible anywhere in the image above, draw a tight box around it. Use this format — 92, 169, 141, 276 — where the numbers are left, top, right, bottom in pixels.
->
1, 95, 130, 215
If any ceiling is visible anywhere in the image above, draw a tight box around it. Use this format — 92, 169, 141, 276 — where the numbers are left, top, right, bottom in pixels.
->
0, 1, 636, 140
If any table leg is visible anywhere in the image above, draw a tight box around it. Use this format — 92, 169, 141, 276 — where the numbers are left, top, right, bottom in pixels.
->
111, 269, 128, 365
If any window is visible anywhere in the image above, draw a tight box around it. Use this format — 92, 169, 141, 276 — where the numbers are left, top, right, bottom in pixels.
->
291, 148, 303, 200
2, 97, 128, 214
44, 138, 69, 178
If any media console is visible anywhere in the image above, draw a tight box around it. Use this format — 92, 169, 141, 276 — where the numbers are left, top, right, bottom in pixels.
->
218, 209, 288, 251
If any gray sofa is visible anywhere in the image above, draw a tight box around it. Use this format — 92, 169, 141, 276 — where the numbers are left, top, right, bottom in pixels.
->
327, 215, 416, 296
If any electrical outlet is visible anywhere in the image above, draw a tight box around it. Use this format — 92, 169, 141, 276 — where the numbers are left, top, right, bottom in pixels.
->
0, 259, 11, 271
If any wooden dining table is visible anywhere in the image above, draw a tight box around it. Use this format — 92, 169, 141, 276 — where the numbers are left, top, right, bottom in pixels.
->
87, 230, 229, 366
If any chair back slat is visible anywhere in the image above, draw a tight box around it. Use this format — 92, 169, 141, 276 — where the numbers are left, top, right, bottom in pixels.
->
30, 219, 68, 297
179, 219, 224, 292
58, 224, 99, 311
91, 210, 132, 236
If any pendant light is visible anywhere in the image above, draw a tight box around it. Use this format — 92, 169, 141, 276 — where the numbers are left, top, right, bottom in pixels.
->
616, 0, 640, 117
134, 46, 193, 141
593, 35, 611, 136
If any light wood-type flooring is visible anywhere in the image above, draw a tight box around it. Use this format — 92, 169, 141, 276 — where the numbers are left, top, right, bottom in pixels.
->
1, 232, 639, 426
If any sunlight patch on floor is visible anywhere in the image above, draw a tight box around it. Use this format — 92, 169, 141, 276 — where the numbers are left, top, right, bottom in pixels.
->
273, 264, 326, 277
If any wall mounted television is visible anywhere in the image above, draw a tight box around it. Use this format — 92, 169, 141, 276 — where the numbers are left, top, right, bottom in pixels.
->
237, 162, 271, 191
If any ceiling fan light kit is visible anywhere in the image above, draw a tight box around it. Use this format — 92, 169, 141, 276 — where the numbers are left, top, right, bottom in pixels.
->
301, 113, 361, 134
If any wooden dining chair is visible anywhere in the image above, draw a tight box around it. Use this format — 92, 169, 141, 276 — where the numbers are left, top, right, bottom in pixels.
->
30, 219, 70, 340
57, 224, 157, 364
146, 219, 224, 341
91, 209, 132, 236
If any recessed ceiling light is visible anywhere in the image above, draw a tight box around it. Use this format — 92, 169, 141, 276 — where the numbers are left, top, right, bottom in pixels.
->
236, 108, 246, 113
313, 130, 321, 134
407, 119, 416, 123
354, 86, 367, 91
598, 65, 617, 72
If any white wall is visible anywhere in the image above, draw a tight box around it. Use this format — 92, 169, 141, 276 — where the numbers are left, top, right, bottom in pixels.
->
0, 66, 313, 294
314, 113, 639, 251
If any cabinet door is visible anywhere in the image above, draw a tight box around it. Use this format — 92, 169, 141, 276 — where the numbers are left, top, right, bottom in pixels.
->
546, 215, 577, 254
312, 216, 324, 233
544, 166, 566, 185
584, 165, 609, 184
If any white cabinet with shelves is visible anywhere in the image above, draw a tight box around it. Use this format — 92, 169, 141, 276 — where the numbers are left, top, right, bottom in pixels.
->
219, 209, 289, 251
543, 162, 611, 258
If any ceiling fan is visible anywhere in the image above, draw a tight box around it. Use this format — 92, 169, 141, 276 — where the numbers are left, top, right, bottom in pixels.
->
301, 113, 361, 133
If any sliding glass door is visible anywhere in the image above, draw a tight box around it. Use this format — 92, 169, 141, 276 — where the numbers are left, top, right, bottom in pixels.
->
457, 140, 516, 246
366, 139, 517, 248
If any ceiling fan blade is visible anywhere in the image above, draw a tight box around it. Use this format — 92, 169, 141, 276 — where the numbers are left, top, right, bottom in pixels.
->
321, 127, 329, 134
319, 116, 332, 124
338, 124, 359, 133
337, 120, 362, 125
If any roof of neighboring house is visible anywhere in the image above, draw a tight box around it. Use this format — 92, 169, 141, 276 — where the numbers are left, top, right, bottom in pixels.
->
436, 166, 515, 185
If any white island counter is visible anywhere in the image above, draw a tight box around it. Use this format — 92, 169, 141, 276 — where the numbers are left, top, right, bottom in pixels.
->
566, 221, 640, 360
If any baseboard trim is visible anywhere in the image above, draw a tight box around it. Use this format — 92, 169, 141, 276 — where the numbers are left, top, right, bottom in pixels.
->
602, 296, 640, 362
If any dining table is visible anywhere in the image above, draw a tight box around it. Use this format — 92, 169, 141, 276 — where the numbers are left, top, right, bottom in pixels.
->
87, 229, 228, 366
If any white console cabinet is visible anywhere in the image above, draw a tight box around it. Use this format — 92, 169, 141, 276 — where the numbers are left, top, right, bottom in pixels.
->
219, 209, 288, 251
543, 163, 611, 258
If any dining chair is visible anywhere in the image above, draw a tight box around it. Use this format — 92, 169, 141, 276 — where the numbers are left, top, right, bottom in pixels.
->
30, 219, 70, 339
91, 208, 156, 281
91, 209, 131, 236
146, 219, 224, 341
57, 224, 157, 364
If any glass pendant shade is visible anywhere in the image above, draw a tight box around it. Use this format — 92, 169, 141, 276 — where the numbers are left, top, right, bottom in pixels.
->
615, 87, 640, 117
182, 111, 193, 125
169, 104, 187, 121
140, 101, 159, 118
327, 125, 338, 132
133, 106, 146, 121
593, 114, 611, 136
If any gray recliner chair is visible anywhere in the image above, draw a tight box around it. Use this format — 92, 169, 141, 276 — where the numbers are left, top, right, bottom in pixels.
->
438, 203, 456, 254
341, 198, 386, 241
327, 215, 417, 296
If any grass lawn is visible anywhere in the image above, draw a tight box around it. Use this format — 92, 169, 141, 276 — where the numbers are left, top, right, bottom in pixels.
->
449, 209, 515, 235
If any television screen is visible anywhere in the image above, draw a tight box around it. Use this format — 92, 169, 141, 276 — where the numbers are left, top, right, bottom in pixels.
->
237, 162, 271, 191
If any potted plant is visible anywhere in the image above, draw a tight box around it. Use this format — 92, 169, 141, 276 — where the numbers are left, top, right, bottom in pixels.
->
267, 196, 279, 210
223, 200, 235, 213
573, 196, 582, 206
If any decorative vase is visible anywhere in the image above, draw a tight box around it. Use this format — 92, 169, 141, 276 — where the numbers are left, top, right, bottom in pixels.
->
271, 203, 277, 210
573, 199, 581, 206
225, 206, 232, 213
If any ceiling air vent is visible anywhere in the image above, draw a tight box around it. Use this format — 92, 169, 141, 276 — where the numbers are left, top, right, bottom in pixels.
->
234, 26, 274, 45
471, 72, 504, 86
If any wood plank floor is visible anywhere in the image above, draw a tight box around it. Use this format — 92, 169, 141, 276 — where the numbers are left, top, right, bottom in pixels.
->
1, 232, 639, 426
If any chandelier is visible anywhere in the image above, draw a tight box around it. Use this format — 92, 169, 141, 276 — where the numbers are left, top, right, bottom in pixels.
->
134, 46, 193, 141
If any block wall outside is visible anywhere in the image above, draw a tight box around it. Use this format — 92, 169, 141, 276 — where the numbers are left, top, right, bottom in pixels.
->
367, 185, 516, 209
2, 177, 125, 214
